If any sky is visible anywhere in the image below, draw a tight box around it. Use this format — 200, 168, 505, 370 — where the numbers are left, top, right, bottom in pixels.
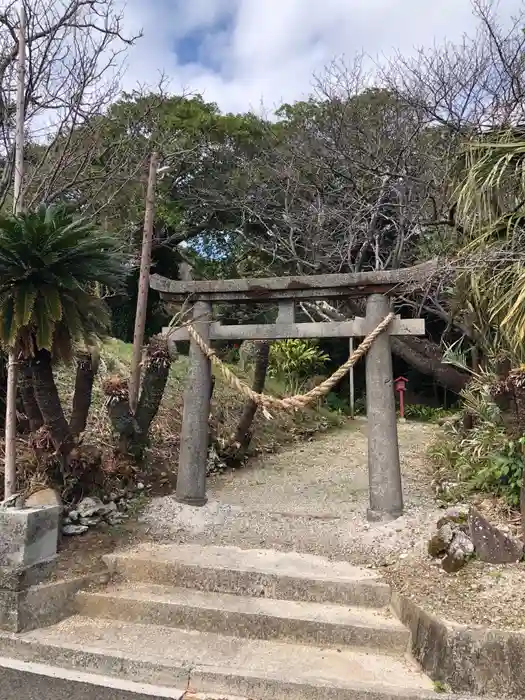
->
119, 0, 524, 115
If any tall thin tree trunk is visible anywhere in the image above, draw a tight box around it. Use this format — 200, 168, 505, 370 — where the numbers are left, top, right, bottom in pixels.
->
19, 360, 43, 432
129, 151, 159, 412
232, 341, 270, 450
5, 3, 26, 498
70, 349, 99, 437
31, 349, 74, 456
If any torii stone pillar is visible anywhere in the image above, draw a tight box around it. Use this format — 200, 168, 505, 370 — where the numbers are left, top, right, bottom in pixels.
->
365, 294, 403, 521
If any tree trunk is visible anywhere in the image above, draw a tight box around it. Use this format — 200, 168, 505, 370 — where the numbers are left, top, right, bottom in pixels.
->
70, 348, 99, 437
31, 348, 74, 456
232, 341, 270, 450
19, 360, 43, 432
104, 382, 140, 456
389, 336, 469, 395
135, 336, 171, 437
103, 336, 172, 459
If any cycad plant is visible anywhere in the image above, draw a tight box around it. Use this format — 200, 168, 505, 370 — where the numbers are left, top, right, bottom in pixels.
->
0, 203, 126, 456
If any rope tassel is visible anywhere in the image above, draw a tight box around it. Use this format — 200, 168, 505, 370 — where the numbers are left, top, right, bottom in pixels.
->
186, 312, 396, 412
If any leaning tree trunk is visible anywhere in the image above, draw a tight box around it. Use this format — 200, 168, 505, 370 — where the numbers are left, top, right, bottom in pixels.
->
389, 336, 469, 395
312, 299, 470, 395
19, 359, 43, 432
70, 348, 99, 437
231, 341, 270, 451
104, 335, 172, 459
31, 348, 75, 456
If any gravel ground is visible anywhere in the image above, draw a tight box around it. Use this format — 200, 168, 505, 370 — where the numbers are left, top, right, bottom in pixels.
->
141, 419, 525, 630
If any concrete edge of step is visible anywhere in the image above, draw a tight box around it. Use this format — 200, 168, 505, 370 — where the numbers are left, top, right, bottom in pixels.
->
101, 553, 393, 609
0, 654, 188, 699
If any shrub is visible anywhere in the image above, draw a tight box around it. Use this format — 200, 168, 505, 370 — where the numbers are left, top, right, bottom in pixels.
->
269, 339, 329, 394
429, 376, 525, 508
402, 404, 453, 422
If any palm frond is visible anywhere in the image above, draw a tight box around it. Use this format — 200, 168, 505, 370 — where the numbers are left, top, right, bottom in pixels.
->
0, 204, 128, 359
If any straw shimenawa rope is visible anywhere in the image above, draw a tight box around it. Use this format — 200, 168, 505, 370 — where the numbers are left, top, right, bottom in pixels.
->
186, 311, 395, 413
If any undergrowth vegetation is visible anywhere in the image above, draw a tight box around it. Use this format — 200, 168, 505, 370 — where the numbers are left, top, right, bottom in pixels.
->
20, 337, 340, 505
429, 373, 525, 510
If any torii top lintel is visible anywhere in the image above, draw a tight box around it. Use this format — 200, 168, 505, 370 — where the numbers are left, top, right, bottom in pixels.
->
149, 259, 438, 304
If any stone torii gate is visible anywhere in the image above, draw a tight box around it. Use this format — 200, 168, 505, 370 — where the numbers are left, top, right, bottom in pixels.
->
150, 260, 434, 522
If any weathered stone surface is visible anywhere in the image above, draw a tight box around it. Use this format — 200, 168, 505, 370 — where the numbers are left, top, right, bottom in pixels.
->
437, 506, 469, 530
77, 497, 109, 518
0, 659, 187, 700
0, 572, 112, 633
365, 294, 403, 522
441, 531, 474, 573
469, 506, 523, 564
428, 523, 454, 557
104, 544, 393, 608
76, 584, 411, 654
0, 506, 60, 568
24, 488, 62, 509
79, 517, 102, 528
62, 525, 89, 536
392, 591, 525, 697
0, 559, 56, 591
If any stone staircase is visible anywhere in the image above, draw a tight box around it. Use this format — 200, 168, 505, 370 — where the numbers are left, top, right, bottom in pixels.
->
0, 544, 462, 699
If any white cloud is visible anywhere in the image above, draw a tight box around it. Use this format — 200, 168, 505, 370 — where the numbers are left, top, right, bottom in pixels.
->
120, 0, 524, 114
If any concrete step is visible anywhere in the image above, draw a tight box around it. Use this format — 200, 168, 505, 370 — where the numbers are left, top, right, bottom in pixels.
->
104, 544, 391, 608
0, 615, 439, 700
76, 583, 409, 653
0, 656, 247, 699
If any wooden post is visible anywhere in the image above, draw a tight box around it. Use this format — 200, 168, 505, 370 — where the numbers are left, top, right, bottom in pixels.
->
129, 151, 159, 413
349, 337, 355, 419
365, 294, 403, 522
5, 2, 26, 499
176, 300, 212, 506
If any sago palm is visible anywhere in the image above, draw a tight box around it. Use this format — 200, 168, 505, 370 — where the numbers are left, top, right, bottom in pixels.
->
0, 203, 126, 454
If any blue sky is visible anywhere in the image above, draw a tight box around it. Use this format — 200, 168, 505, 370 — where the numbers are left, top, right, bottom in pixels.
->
121, 0, 523, 114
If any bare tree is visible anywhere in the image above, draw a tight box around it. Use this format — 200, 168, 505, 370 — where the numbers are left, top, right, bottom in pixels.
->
0, 0, 151, 218
385, 0, 525, 131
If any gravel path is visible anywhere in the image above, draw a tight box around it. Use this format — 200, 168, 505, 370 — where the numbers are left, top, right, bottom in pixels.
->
142, 419, 441, 565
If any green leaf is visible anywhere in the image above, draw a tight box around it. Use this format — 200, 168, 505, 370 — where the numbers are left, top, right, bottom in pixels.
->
14, 284, 37, 327
42, 287, 63, 322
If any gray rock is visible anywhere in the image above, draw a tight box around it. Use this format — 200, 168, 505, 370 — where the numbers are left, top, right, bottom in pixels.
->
77, 496, 106, 518
62, 524, 88, 536
469, 506, 523, 564
79, 516, 101, 527
107, 512, 127, 526
428, 523, 454, 557
0, 493, 25, 508
437, 506, 469, 529
441, 531, 474, 573
68, 510, 79, 522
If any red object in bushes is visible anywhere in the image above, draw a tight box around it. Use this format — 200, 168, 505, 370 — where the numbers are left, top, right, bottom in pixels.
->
394, 376, 408, 418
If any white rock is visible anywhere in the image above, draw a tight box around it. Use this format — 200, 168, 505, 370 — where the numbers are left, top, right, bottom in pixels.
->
62, 524, 89, 536
77, 496, 109, 518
